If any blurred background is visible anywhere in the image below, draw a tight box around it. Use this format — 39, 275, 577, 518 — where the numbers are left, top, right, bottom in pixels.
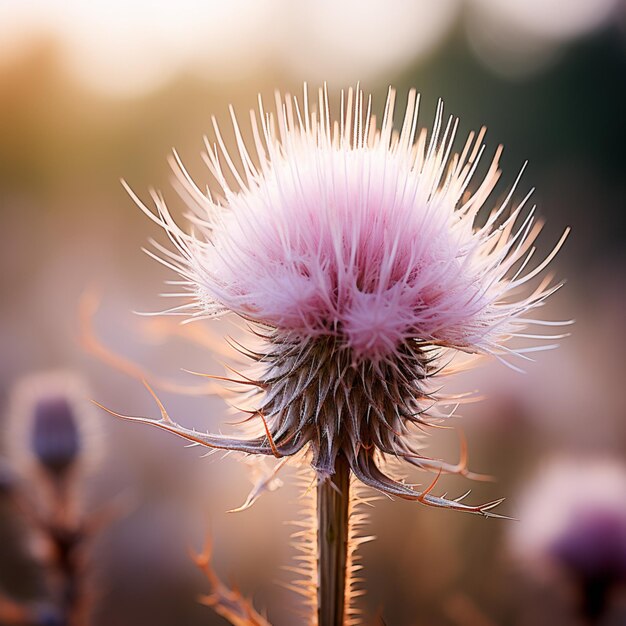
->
0, 1, 625, 625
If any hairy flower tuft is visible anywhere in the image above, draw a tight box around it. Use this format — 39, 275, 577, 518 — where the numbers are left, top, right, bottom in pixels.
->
120, 85, 568, 515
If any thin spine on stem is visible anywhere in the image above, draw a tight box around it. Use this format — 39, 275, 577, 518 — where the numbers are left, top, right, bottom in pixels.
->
317, 452, 351, 626
286, 464, 375, 626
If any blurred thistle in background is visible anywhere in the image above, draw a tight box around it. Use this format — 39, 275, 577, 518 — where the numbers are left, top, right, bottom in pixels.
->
1, 372, 107, 626
0, 0, 625, 625
7, 372, 101, 495
509, 457, 626, 624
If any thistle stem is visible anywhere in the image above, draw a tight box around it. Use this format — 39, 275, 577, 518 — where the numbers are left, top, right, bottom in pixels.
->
317, 452, 350, 626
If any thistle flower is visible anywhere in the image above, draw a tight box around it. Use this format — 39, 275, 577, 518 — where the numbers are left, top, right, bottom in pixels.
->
120, 85, 567, 515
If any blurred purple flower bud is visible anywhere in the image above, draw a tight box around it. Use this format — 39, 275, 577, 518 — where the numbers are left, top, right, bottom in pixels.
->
0, 456, 16, 496
6, 371, 101, 483
30, 396, 81, 477
510, 456, 626, 620
550, 508, 626, 582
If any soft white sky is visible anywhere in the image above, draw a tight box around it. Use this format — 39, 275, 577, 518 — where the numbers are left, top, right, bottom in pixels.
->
0, 0, 618, 96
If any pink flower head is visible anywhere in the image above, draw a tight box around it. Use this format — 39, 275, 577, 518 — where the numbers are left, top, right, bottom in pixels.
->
122, 86, 568, 515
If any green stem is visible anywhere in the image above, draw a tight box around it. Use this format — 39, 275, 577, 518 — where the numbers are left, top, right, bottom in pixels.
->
317, 452, 350, 626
